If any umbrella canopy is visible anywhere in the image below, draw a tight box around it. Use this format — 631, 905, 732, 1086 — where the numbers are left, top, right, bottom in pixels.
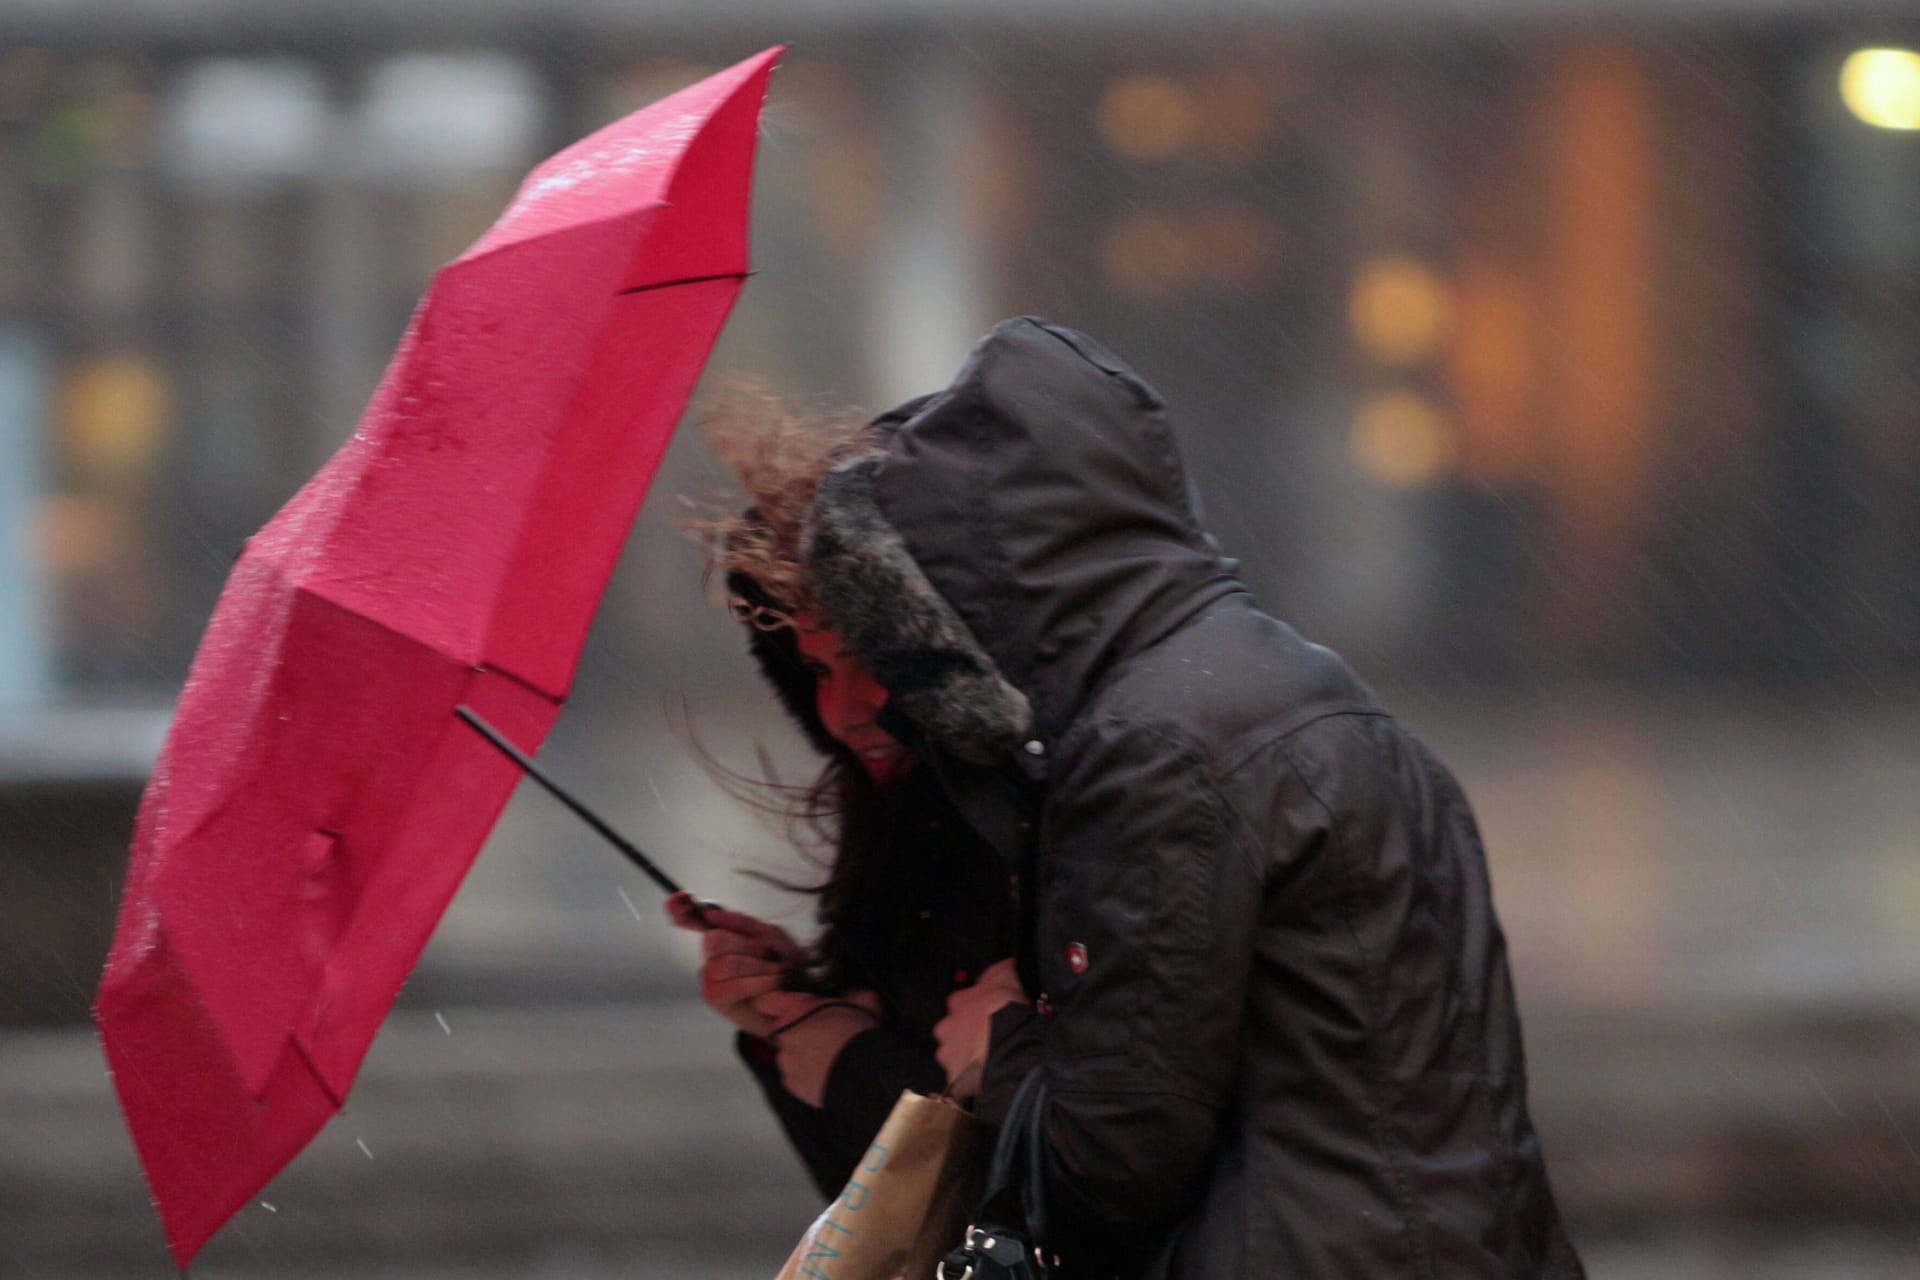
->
94, 46, 783, 1268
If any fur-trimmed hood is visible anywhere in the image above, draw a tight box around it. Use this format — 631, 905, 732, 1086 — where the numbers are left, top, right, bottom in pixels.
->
801, 317, 1244, 767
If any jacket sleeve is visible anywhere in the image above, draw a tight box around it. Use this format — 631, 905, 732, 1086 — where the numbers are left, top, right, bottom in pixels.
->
976, 713, 1265, 1241
736, 1024, 947, 1200
820, 1024, 948, 1146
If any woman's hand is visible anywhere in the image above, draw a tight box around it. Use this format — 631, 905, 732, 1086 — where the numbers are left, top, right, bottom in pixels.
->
754, 989, 884, 1107
934, 958, 1028, 1100
666, 891, 804, 1038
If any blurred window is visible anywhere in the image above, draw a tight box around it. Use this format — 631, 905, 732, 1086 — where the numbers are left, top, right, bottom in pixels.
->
162, 59, 330, 190
355, 53, 544, 183
0, 327, 53, 702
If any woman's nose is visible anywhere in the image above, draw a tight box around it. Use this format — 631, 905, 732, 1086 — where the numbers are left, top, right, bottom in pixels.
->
849, 673, 889, 724
820, 682, 860, 734
842, 679, 879, 724
825, 682, 852, 728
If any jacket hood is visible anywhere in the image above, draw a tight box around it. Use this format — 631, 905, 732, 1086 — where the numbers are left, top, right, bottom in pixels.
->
803, 317, 1243, 763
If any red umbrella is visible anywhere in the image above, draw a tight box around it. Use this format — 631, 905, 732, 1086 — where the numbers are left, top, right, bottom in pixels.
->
93, 46, 783, 1268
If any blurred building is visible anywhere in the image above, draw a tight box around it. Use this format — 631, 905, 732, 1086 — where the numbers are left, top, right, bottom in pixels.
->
0, 2, 1916, 714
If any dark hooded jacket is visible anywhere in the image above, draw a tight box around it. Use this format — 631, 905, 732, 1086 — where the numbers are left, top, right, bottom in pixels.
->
799, 318, 1585, 1279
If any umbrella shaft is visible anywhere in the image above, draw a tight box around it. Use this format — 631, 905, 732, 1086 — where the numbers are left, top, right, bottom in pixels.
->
454, 706, 683, 897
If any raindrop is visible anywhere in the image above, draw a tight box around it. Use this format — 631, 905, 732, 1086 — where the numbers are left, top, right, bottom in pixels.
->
434, 1011, 451, 1035
1873, 1093, 1920, 1168
617, 885, 644, 922
356, 1137, 373, 1160
1804, 1066, 1844, 1117
260, 1201, 276, 1213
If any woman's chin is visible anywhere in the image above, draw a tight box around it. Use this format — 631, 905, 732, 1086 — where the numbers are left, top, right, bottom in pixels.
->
859, 748, 913, 782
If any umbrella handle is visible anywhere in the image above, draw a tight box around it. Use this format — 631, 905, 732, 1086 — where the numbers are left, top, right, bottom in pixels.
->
453, 706, 714, 927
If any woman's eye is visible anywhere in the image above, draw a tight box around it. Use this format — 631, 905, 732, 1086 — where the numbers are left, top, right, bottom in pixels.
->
804, 661, 831, 680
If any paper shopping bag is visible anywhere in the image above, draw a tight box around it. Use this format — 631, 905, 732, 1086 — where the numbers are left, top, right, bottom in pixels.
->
776, 1090, 987, 1280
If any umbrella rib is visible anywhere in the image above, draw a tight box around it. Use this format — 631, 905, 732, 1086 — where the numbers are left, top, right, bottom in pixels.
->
291, 1038, 346, 1109
615, 270, 752, 296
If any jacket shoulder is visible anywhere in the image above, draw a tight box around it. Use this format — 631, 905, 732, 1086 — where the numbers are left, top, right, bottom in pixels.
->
1074, 600, 1385, 772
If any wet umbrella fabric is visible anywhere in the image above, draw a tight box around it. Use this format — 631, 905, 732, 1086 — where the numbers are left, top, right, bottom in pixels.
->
92, 47, 782, 1268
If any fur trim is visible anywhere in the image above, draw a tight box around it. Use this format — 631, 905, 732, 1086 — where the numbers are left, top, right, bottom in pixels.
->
803, 453, 1033, 766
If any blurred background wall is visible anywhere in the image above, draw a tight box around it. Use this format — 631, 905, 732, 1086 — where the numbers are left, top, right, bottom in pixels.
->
0, 1, 1917, 1276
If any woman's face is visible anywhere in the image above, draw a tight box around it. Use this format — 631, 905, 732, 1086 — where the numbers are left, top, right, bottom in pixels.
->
794, 621, 910, 781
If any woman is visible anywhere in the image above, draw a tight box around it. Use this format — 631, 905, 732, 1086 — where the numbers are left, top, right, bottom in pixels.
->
665, 393, 1020, 1199
795, 317, 1586, 1278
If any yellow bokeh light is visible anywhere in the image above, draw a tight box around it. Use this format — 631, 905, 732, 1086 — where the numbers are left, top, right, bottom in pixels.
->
1097, 74, 1196, 162
1192, 206, 1281, 287
1348, 256, 1453, 367
1102, 212, 1196, 296
1840, 48, 1920, 130
1351, 392, 1456, 488
1102, 206, 1279, 295
37, 493, 125, 575
56, 356, 171, 477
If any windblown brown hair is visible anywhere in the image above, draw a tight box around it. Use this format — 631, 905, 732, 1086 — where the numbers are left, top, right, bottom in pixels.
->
685, 378, 894, 992
689, 379, 878, 628
686, 383, 999, 1001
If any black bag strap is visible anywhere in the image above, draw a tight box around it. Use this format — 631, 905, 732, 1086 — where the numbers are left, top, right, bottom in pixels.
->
979, 1066, 1050, 1237
939, 1067, 1055, 1279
